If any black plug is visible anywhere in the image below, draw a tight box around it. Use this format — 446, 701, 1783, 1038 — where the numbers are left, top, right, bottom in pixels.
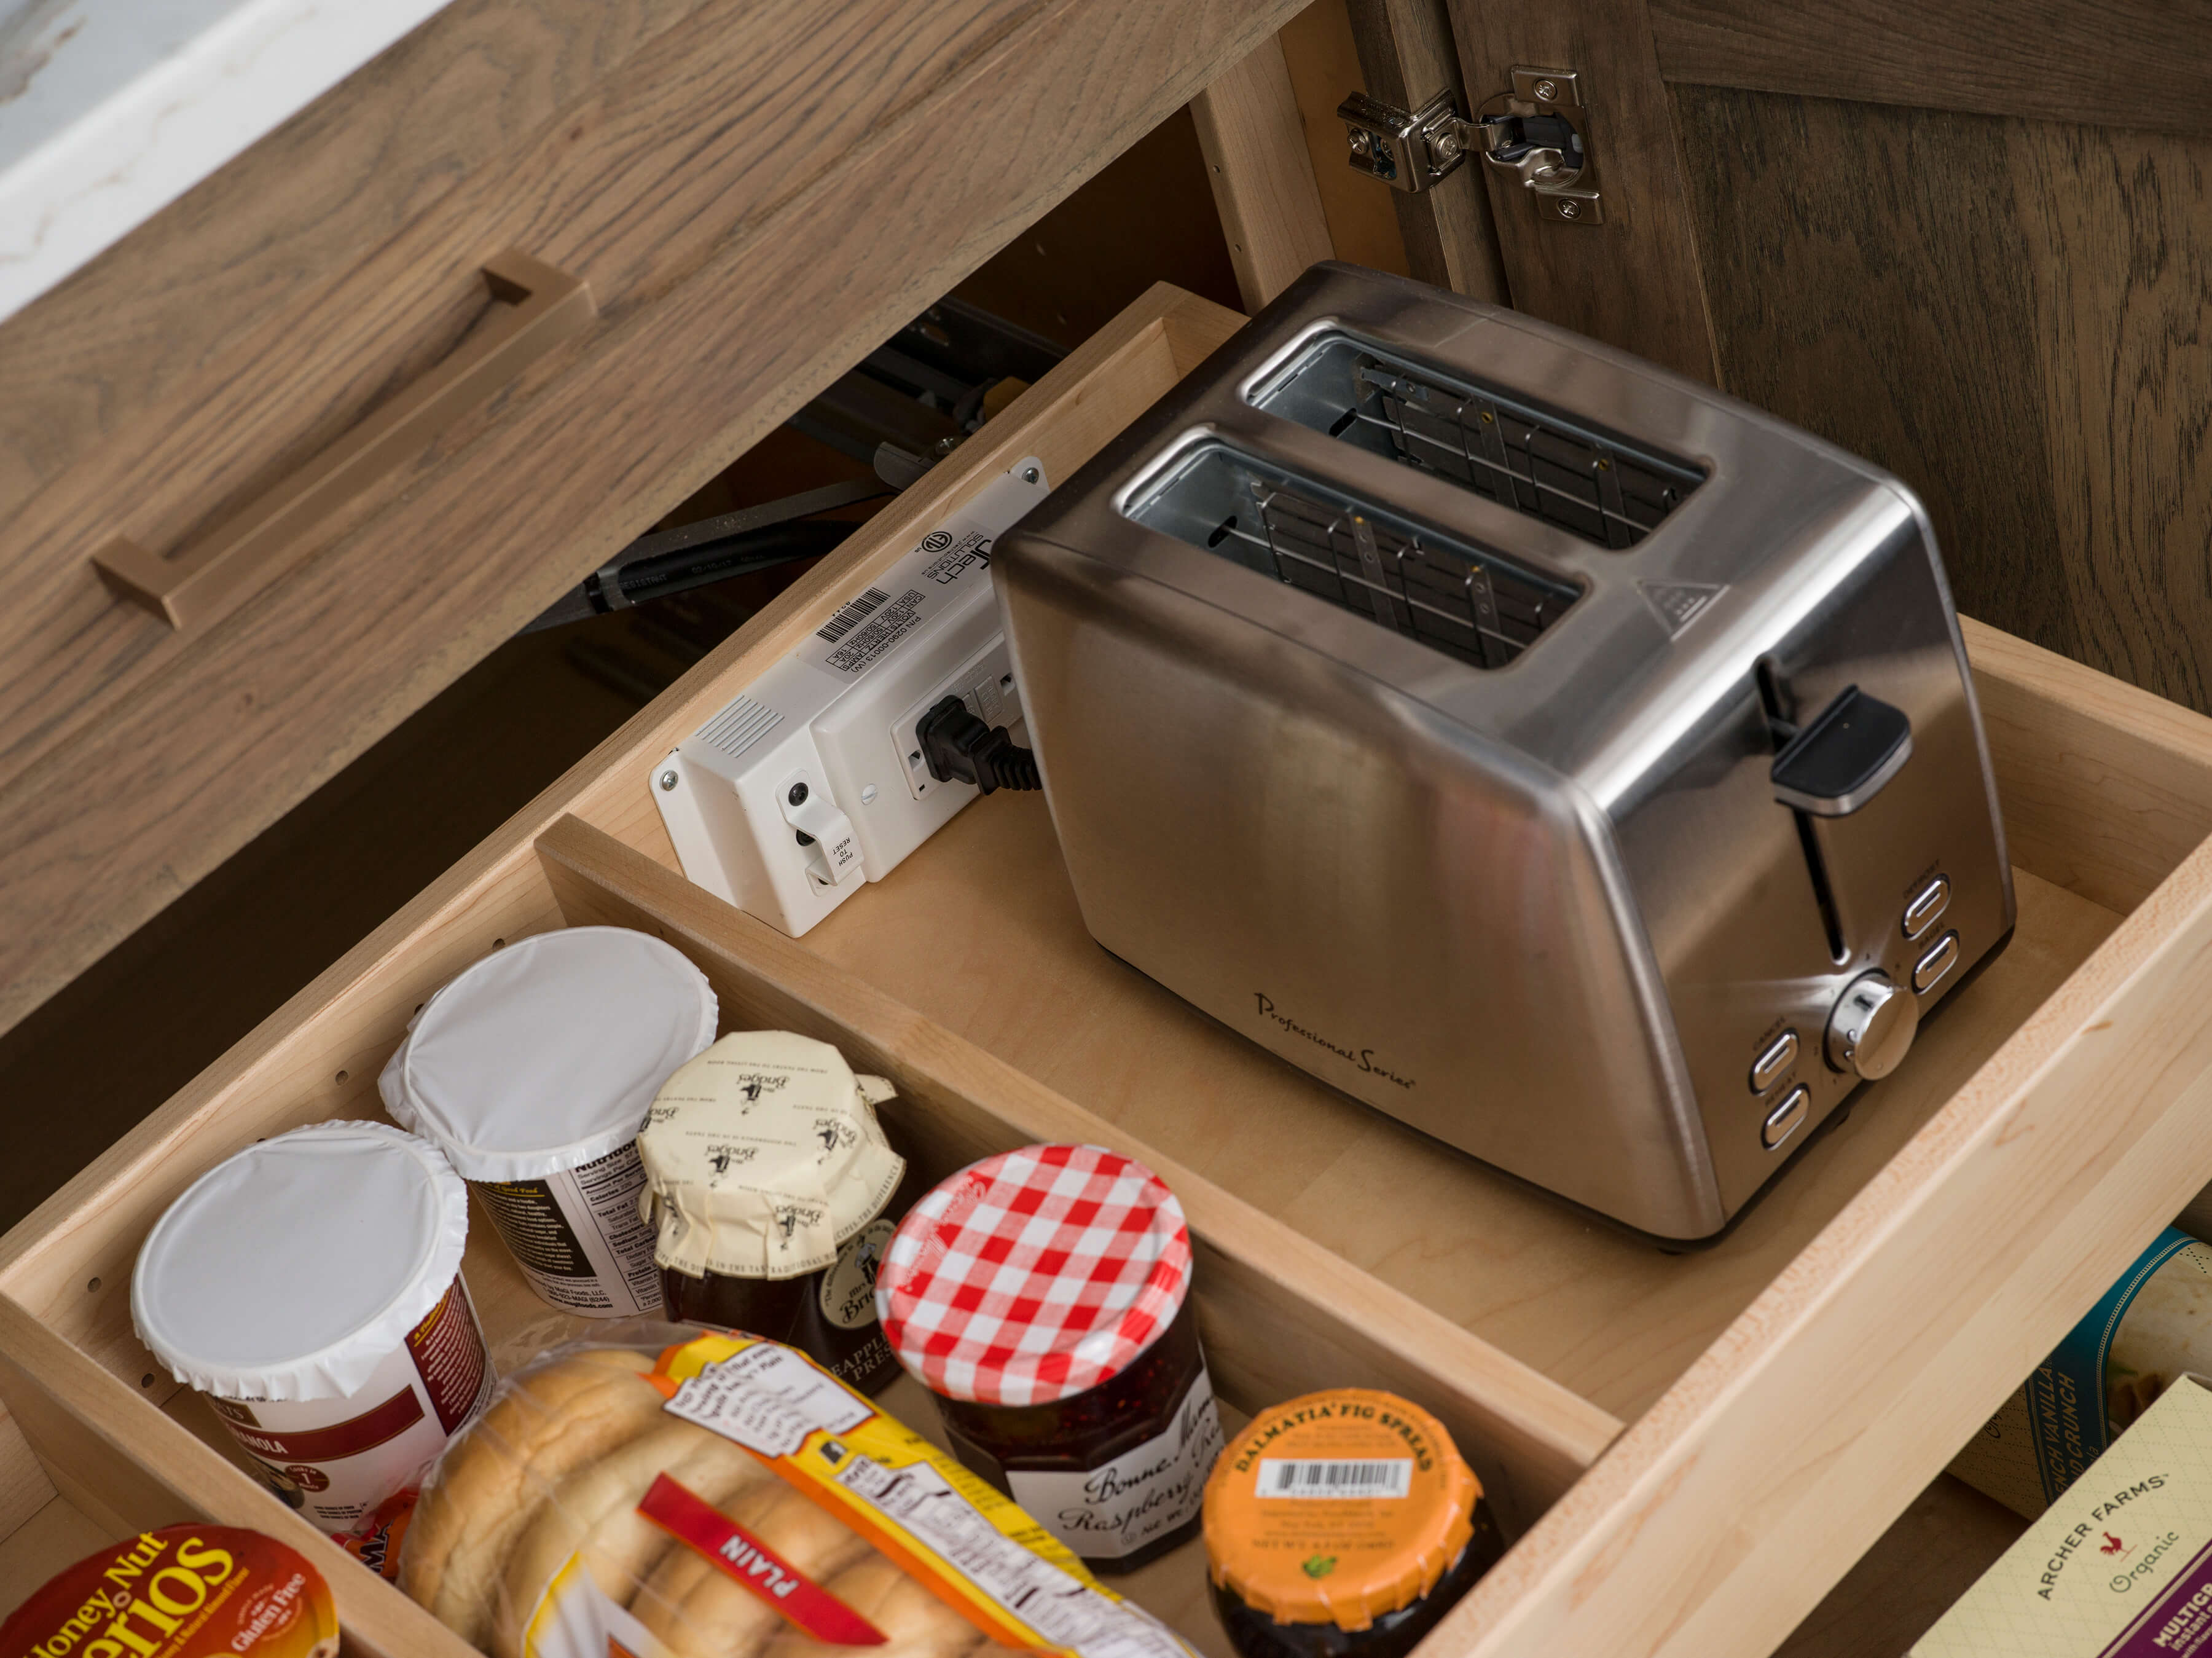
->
916, 695, 1041, 795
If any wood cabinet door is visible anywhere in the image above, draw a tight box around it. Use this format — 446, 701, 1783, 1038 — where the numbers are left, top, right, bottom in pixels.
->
1441, 0, 2212, 711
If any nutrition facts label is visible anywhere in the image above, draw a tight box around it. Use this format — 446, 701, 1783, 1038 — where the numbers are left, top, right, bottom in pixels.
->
476, 1145, 663, 1317
571, 1144, 662, 1312
833, 1456, 1188, 1658
405, 1275, 493, 1433
665, 1342, 872, 1457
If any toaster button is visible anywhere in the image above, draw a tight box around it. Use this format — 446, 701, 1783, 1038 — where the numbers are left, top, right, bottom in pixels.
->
1913, 930, 1962, 993
1903, 876, 1951, 940
1762, 1085, 1811, 1150
1749, 1030, 1798, 1094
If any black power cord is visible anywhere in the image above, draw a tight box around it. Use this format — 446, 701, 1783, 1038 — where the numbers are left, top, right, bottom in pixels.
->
916, 696, 1041, 794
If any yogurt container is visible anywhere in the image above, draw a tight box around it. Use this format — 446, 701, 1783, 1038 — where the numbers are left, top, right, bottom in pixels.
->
131, 1121, 495, 1528
380, 926, 718, 1318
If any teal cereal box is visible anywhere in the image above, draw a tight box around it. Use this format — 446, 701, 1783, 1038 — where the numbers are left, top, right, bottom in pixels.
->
1951, 1229, 2212, 1520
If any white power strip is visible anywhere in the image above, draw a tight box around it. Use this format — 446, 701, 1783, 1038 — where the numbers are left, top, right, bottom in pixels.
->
650, 460, 1048, 937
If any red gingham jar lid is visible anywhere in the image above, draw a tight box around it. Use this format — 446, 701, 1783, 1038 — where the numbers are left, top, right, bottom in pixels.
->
874, 1144, 1194, 1407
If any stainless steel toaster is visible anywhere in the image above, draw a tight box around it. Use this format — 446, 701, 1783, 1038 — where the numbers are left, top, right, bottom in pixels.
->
992, 264, 2014, 1241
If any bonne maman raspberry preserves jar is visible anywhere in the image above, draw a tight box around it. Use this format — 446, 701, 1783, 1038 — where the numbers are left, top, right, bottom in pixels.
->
874, 1143, 1226, 1570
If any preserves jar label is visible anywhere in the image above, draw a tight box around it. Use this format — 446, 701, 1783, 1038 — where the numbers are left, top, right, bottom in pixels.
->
638, 1032, 904, 1281
1204, 1387, 1480, 1628
819, 1219, 895, 1330
1003, 1367, 1225, 1560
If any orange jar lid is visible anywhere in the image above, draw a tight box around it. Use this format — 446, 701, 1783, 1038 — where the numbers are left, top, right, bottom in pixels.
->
1202, 1389, 1478, 1631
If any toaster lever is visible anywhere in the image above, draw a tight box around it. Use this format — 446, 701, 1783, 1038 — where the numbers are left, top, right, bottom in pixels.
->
1770, 687, 1913, 817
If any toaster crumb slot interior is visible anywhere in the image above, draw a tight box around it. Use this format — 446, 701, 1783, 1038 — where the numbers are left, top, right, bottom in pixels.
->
1249, 334, 1704, 551
1126, 443, 1578, 668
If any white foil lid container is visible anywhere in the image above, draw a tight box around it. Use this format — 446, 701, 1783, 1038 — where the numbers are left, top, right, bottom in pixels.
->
131, 1120, 470, 1402
378, 927, 718, 1182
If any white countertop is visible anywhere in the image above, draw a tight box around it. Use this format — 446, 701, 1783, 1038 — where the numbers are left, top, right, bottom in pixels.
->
0, 0, 450, 326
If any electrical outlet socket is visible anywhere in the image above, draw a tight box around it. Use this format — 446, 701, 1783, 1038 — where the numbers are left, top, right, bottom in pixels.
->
892, 635, 1024, 804
651, 462, 1046, 937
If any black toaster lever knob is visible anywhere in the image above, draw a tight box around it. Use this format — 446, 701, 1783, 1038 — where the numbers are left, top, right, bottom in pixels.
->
1770, 686, 1912, 817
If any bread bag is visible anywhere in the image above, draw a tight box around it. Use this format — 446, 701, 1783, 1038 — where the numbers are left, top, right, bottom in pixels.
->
400, 1322, 1199, 1658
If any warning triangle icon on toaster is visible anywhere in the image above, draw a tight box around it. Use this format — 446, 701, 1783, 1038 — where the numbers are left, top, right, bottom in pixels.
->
1639, 580, 1725, 637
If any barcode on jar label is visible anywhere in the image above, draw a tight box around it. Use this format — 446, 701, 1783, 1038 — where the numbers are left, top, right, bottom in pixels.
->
816, 587, 892, 643
1256, 1458, 1413, 1499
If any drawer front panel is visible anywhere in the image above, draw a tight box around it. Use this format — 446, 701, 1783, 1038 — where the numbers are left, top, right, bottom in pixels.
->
0, 0, 1309, 1036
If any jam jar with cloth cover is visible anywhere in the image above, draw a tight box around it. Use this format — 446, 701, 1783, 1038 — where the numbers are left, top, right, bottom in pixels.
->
637, 1029, 914, 1394
874, 1142, 1226, 1570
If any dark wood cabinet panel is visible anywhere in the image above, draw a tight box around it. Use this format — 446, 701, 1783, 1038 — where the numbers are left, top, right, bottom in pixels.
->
1650, 0, 2212, 138
1676, 84, 2212, 709
1446, 0, 1720, 381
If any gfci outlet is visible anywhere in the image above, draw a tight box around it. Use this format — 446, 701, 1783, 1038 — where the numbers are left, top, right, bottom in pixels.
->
893, 637, 1022, 804
650, 461, 1046, 938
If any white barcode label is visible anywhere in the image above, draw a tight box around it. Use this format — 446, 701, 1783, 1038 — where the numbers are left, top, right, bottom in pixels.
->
1255, 1458, 1413, 1499
815, 586, 892, 643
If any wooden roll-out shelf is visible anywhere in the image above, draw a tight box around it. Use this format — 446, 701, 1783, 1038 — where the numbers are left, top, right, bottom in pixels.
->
4, 285, 2212, 1658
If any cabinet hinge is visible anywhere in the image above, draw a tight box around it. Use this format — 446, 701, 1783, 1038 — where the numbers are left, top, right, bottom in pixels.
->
1337, 66, 1602, 224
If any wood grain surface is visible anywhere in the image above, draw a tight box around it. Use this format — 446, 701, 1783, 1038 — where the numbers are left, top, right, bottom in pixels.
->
1772, 1474, 2022, 1658
7, 280, 2210, 1654
1277, 0, 1414, 278
1192, 33, 1339, 310
1649, 0, 2212, 136
1675, 85, 2212, 712
794, 766, 2119, 1423
0, 1495, 108, 1619
1343, 0, 1510, 301
0, 0, 708, 516
1964, 618, 2212, 914
0, 0, 1306, 1039
1445, 0, 1719, 380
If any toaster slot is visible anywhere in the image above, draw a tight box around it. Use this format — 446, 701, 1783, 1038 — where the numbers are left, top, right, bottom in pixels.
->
1249, 334, 1704, 551
1125, 444, 1577, 669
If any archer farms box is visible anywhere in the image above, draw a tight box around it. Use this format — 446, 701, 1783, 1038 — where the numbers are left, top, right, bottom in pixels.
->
1916, 1375, 2212, 1655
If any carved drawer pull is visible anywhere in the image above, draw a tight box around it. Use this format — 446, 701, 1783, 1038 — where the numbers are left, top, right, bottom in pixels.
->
92, 249, 594, 633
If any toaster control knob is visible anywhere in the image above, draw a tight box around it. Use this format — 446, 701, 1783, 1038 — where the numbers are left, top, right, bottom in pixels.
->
1826, 971, 1918, 1080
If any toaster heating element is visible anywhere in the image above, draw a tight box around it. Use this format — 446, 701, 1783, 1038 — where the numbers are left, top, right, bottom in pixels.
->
994, 264, 2014, 1241
1126, 446, 1579, 669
